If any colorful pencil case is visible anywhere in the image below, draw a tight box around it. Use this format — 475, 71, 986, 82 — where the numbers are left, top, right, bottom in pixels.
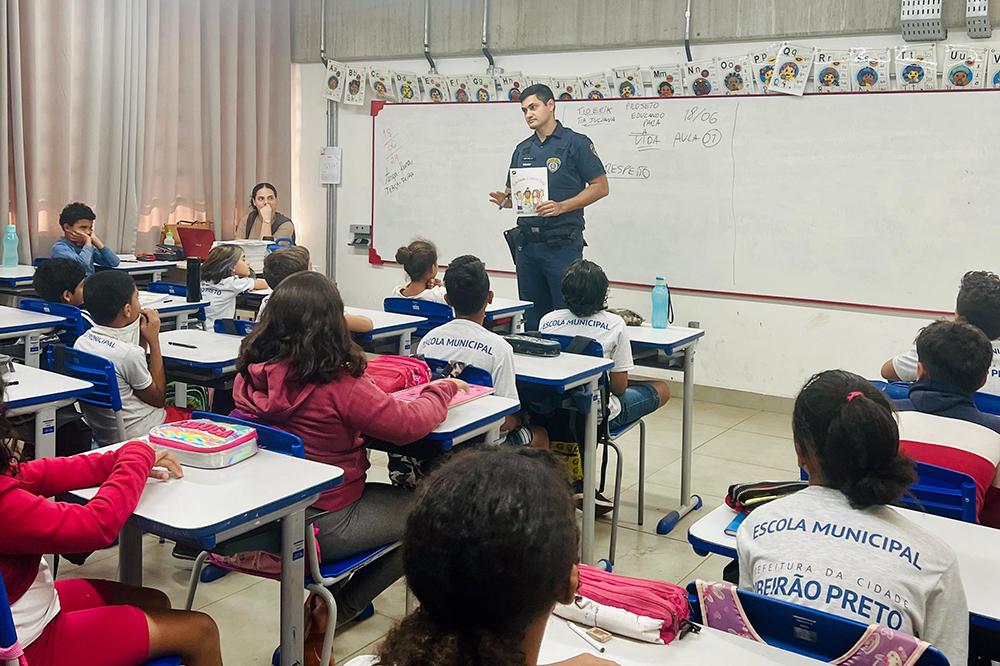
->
148, 418, 259, 469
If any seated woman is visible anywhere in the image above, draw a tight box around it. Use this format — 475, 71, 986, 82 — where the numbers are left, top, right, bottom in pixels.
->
232, 271, 465, 641
344, 448, 616, 666
737, 370, 968, 665
235, 182, 295, 241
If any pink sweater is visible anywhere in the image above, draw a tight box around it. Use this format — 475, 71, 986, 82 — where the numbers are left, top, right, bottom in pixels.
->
233, 360, 456, 512
0, 442, 154, 603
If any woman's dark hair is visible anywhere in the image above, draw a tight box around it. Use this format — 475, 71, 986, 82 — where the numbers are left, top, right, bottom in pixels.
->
443, 255, 489, 316
793, 370, 915, 509
0, 373, 19, 476
83, 270, 137, 326
561, 259, 608, 318
376, 448, 578, 666
237, 271, 365, 384
201, 245, 244, 284
956, 270, 1000, 340
395, 239, 438, 282
249, 182, 277, 209
59, 202, 96, 228
915, 319, 992, 395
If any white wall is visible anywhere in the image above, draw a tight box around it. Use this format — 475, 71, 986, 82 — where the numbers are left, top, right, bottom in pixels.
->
292, 32, 996, 398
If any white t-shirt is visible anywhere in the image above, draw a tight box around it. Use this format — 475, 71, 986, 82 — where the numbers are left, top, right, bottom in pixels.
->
201, 275, 256, 329
390, 284, 449, 306
538, 309, 634, 419
342, 658, 375, 666
74, 329, 166, 444
11, 558, 60, 648
417, 318, 517, 400
258, 294, 271, 316
738, 485, 968, 666
892, 342, 1000, 396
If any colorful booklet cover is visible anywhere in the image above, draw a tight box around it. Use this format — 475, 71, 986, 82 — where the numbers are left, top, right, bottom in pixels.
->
943, 44, 987, 89
367, 67, 396, 100
323, 60, 346, 103
580, 73, 613, 99
343, 66, 367, 106
648, 64, 684, 97
468, 75, 495, 102
498, 72, 528, 101
685, 59, 719, 97
768, 42, 816, 96
551, 77, 583, 100
850, 48, 891, 92
611, 66, 644, 98
988, 49, 1000, 89
392, 382, 495, 408
419, 75, 450, 103
895, 44, 938, 91
717, 55, 753, 95
510, 167, 549, 217
813, 50, 851, 93
750, 43, 780, 93
393, 72, 420, 103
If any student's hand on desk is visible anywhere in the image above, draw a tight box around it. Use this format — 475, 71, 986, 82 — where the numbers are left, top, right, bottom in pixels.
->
150, 450, 184, 480
545, 655, 620, 666
488, 190, 512, 208
536, 200, 564, 217
442, 378, 470, 393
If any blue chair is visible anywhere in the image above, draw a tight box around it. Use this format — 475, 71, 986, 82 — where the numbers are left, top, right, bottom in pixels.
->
0, 572, 181, 666
685, 582, 948, 664
183, 412, 399, 666
383, 297, 453, 337
213, 318, 256, 336
31, 257, 48, 267
19, 299, 91, 344
872, 378, 1000, 417
266, 237, 295, 253
45, 344, 125, 446
146, 282, 187, 297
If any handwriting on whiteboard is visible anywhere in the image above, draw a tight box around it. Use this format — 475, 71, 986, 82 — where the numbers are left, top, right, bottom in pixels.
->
382, 127, 415, 196
604, 163, 651, 180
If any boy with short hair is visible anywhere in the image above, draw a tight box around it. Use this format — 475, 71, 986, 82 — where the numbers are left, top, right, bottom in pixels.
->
73, 271, 188, 444
32, 258, 87, 306
883, 270, 1000, 395
50, 202, 120, 275
540, 259, 670, 430
894, 319, 1000, 527
258, 246, 373, 332
417, 254, 546, 448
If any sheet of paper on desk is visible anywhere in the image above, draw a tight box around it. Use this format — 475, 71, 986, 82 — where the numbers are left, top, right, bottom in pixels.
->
320, 146, 342, 185
139, 292, 170, 306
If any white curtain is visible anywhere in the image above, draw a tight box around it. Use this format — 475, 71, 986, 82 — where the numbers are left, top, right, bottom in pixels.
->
1, 0, 291, 258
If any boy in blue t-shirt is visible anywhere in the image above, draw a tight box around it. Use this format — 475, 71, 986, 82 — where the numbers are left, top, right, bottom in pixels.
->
50, 202, 120, 276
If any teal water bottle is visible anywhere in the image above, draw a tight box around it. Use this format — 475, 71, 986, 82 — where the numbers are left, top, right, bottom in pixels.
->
2, 224, 19, 268
652, 276, 670, 329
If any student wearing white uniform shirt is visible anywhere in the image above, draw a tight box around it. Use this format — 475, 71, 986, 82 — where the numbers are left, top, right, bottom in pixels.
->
738, 370, 968, 665
199, 245, 268, 329
390, 239, 448, 305
418, 255, 547, 448
882, 270, 1000, 396
539, 260, 669, 430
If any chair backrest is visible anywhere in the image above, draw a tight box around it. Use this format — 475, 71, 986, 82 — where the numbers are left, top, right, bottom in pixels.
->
974, 391, 1000, 415
266, 237, 295, 253
800, 460, 977, 523
31, 257, 48, 267
868, 379, 911, 401
19, 299, 90, 343
540, 332, 605, 359
0, 573, 20, 665
147, 281, 188, 297
685, 582, 948, 665
213, 318, 256, 336
192, 411, 304, 458
45, 344, 123, 412
383, 297, 452, 336
422, 357, 494, 387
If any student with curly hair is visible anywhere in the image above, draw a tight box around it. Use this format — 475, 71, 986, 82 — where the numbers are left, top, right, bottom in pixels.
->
49, 202, 120, 276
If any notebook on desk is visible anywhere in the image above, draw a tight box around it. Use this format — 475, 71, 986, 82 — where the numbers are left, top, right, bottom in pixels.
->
392, 382, 495, 408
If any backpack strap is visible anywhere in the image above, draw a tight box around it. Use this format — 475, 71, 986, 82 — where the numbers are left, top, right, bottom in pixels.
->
695, 580, 765, 643
831, 625, 930, 666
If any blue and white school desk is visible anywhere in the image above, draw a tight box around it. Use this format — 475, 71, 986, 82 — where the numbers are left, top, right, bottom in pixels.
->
425, 395, 520, 449
104, 258, 176, 282
0, 265, 37, 303
158, 329, 244, 409
0, 304, 66, 367
68, 444, 344, 666
513, 352, 613, 565
688, 503, 1000, 632
345, 306, 426, 355
138, 291, 208, 330
626, 324, 706, 534
539, 614, 821, 665
4, 363, 93, 458
484, 297, 533, 334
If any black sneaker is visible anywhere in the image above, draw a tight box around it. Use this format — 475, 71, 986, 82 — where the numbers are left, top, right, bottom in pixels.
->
572, 482, 615, 517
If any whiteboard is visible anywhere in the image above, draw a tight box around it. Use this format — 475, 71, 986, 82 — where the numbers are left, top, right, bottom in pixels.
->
371, 90, 1000, 311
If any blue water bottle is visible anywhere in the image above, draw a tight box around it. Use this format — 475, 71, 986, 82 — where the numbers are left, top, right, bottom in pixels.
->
651, 276, 670, 329
2, 224, 19, 268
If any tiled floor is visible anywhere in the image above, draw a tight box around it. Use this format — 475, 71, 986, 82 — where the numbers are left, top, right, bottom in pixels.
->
59, 398, 799, 664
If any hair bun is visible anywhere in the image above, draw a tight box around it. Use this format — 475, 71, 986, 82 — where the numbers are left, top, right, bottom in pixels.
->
395, 246, 411, 263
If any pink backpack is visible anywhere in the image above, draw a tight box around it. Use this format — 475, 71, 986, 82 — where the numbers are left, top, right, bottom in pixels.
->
364, 356, 431, 393
575, 564, 691, 644
696, 580, 931, 665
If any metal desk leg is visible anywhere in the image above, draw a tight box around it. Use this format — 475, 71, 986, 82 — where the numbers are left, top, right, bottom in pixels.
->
25, 332, 41, 367
34, 406, 57, 459
398, 332, 412, 356
280, 510, 306, 666
656, 347, 703, 535
178, 313, 190, 330
511, 312, 523, 334
581, 378, 599, 565
118, 522, 143, 586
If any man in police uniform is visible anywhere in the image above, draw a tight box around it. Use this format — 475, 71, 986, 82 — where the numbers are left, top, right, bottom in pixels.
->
489, 84, 609, 331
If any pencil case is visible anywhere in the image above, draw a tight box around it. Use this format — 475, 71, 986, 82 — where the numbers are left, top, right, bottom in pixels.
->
148, 418, 259, 469
504, 334, 561, 357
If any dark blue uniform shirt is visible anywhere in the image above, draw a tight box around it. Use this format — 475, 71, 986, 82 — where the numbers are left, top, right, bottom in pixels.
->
506, 121, 605, 236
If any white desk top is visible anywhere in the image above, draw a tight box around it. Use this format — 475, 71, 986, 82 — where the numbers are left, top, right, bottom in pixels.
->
689, 503, 1000, 626
110, 260, 178, 273
138, 292, 210, 312
69, 443, 343, 541
485, 297, 533, 316
0, 265, 36, 284
513, 352, 612, 388
428, 395, 520, 440
159, 329, 244, 367
3, 363, 93, 409
626, 324, 705, 349
346, 306, 426, 333
538, 615, 820, 665
0, 305, 65, 332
